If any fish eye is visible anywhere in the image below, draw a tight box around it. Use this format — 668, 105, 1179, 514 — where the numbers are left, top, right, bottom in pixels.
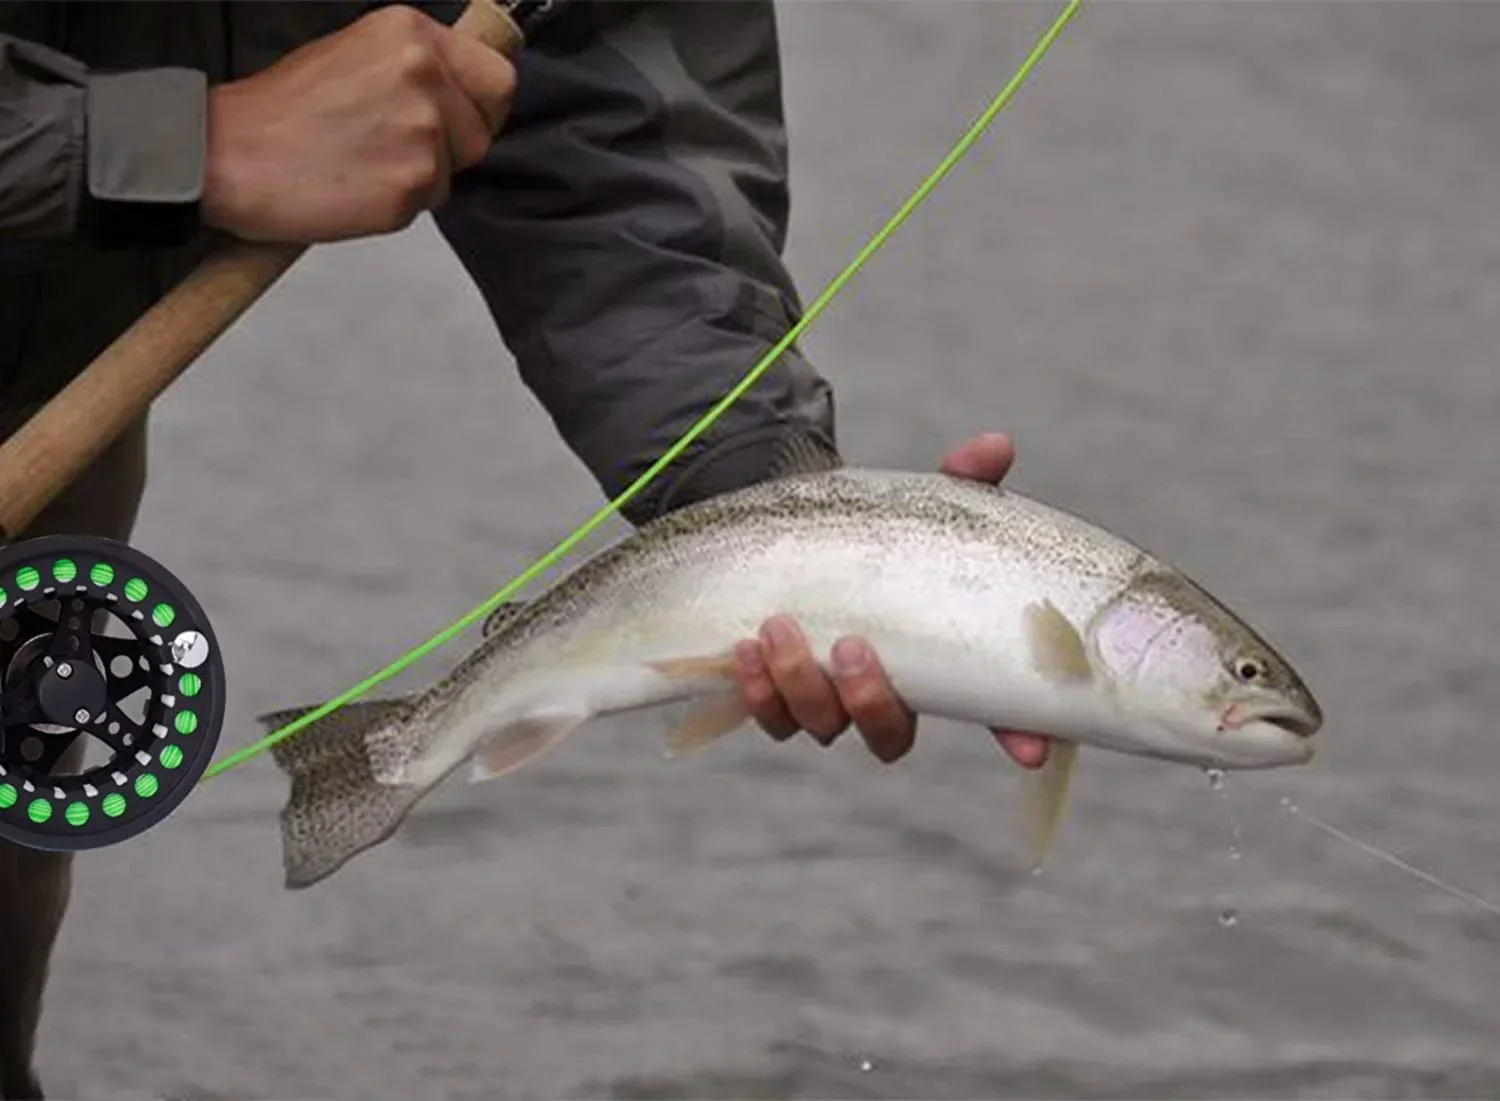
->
1233, 656, 1268, 683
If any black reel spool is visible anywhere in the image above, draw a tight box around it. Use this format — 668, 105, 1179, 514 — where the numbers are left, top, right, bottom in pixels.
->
0, 535, 225, 851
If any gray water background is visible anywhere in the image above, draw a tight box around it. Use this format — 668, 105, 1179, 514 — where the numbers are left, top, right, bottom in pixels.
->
34, 2, 1500, 1097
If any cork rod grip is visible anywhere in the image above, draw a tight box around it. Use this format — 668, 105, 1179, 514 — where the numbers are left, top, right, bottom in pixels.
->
0, 0, 525, 541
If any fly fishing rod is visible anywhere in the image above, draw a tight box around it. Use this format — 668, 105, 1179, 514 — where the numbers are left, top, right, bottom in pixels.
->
0, 0, 557, 853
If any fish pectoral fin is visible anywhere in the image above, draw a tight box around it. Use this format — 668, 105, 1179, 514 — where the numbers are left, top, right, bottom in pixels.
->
1023, 600, 1095, 685
1018, 737, 1080, 871
647, 654, 739, 681
664, 689, 752, 757
468, 709, 589, 784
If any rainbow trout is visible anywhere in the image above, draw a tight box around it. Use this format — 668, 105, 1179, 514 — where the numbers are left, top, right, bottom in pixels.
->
262, 443, 1321, 889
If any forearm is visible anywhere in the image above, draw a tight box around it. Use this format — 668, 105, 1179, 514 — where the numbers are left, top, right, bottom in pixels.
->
433, 0, 837, 525
0, 33, 206, 247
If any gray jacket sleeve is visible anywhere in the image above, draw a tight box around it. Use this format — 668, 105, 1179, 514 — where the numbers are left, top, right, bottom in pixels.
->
0, 33, 206, 244
432, 1, 839, 526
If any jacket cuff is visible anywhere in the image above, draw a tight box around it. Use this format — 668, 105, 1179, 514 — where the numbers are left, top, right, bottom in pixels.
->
81, 67, 207, 249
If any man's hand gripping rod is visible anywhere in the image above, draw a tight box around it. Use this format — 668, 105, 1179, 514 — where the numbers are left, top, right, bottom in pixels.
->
0, 0, 546, 542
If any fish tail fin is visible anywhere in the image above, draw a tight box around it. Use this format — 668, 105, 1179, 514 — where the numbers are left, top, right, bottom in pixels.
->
262, 697, 421, 890
1018, 737, 1080, 871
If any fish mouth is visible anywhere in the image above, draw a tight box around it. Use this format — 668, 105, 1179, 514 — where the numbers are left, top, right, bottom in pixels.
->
1249, 705, 1320, 740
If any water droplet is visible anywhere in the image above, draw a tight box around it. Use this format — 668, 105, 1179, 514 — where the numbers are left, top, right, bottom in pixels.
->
1205, 768, 1225, 790
1217, 908, 1238, 928
1279, 796, 1299, 814
1228, 846, 1243, 861
859, 1060, 874, 1073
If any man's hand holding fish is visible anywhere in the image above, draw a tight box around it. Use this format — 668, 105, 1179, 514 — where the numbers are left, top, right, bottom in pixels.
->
731, 431, 1053, 771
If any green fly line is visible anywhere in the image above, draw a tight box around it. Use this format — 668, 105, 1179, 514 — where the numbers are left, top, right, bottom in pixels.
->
200, 0, 1086, 782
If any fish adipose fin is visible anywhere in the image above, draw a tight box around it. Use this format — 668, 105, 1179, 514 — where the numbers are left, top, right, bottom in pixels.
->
469, 709, 590, 783
647, 654, 750, 755
481, 600, 530, 638
262, 697, 420, 891
1018, 600, 1093, 867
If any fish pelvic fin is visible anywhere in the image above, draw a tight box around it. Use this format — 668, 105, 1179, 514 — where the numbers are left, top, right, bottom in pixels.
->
468, 708, 590, 783
262, 697, 422, 890
664, 688, 752, 757
647, 655, 738, 680
1018, 737, 1080, 871
646, 654, 751, 756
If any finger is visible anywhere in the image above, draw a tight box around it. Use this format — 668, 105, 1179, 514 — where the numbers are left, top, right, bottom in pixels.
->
830, 638, 918, 763
761, 616, 849, 745
433, 30, 518, 139
379, 17, 475, 179
992, 729, 1051, 769
940, 432, 1016, 484
734, 640, 799, 741
416, 47, 503, 171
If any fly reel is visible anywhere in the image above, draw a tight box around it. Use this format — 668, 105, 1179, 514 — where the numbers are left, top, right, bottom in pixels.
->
0, 535, 225, 851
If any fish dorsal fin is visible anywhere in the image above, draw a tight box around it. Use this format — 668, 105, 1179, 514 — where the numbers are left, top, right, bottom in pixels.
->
767, 431, 844, 480
1018, 738, 1080, 870
481, 600, 529, 639
1023, 600, 1095, 685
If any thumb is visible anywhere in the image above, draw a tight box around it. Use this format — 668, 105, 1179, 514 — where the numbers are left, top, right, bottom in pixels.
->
940, 432, 1017, 484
